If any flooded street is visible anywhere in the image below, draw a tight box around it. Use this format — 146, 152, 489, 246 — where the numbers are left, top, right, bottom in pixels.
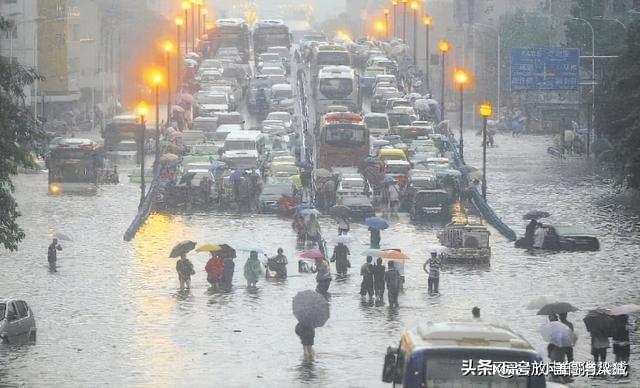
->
1, 133, 639, 386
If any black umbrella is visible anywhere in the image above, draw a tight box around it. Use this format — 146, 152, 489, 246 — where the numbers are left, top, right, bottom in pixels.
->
523, 210, 551, 220
537, 302, 578, 315
583, 309, 615, 335
329, 205, 351, 218
169, 240, 197, 258
292, 290, 330, 328
216, 244, 236, 259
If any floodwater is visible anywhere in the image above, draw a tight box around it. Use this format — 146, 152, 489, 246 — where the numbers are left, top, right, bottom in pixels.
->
1, 134, 639, 387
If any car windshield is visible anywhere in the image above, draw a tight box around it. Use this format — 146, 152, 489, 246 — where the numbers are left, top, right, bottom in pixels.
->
273, 89, 293, 99
325, 125, 366, 146
198, 94, 227, 104
365, 116, 388, 129
267, 113, 291, 123
388, 114, 412, 126
319, 79, 353, 99
341, 179, 364, 189
365, 68, 385, 77
317, 52, 350, 66
0, 303, 5, 319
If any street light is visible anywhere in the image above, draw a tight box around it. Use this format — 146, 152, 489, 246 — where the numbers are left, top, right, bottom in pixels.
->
175, 17, 184, 93
181, 1, 191, 53
375, 20, 386, 39
163, 41, 174, 123
438, 40, 450, 120
383, 8, 390, 40
148, 70, 163, 167
570, 16, 595, 157
190, 0, 197, 52
392, 0, 398, 38
479, 102, 493, 201
454, 68, 470, 160
423, 15, 432, 91
194, 0, 202, 42
202, 8, 208, 37
410, 1, 419, 66
136, 101, 149, 207
401, 0, 408, 42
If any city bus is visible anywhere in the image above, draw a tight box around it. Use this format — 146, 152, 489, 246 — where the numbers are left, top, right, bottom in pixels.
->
210, 18, 250, 63
315, 65, 360, 116
47, 138, 104, 195
252, 19, 291, 58
310, 44, 351, 85
317, 112, 369, 170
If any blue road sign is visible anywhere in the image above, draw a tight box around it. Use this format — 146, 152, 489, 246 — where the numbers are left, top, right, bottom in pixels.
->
510, 48, 580, 91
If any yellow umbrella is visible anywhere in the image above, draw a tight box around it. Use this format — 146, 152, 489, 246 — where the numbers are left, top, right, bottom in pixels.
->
195, 243, 221, 253
382, 250, 410, 260
291, 174, 302, 190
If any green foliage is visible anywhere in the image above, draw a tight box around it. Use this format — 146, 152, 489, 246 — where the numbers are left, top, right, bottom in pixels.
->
0, 17, 45, 251
596, 20, 640, 189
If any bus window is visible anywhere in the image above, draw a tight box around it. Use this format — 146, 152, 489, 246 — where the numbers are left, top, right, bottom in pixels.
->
325, 126, 365, 146
319, 79, 353, 99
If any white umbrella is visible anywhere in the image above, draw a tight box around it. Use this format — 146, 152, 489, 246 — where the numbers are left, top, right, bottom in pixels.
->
609, 304, 640, 316
427, 245, 447, 254
540, 321, 577, 347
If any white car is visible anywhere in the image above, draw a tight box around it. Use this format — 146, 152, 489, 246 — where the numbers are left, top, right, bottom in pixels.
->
260, 66, 287, 84
261, 119, 287, 136
364, 113, 390, 137
336, 174, 368, 199
270, 84, 295, 113
266, 111, 293, 131
1, 298, 37, 344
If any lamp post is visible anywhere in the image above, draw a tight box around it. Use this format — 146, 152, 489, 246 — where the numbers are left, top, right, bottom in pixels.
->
175, 17, 184, 93
401, 0, 407, 42
136, 101, 148, 207
570, 17, 595, 158
410, 1, 418, 66
383, 8, 390, 40
182, 1, 191, 53
163, 41, 174, 123
454, 69, 469, 160
150, 71, 163, 167
202, 8, 208, 37
423, 15, 432, 91
438, 40, 450, 120
195, 0, 202, 43
392, 0, 398, 38
479, 102, 492, 201
191, 0, 196, 53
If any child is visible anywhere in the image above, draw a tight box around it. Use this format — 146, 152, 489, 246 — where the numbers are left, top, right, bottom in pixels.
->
295, 322, 315, 361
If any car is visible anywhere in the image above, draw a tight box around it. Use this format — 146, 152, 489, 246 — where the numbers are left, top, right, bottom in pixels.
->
1, 299, 37, 344
195, 92, 229, 116
340, 195, 375, 219
514, 225, 600, 251
261, 119, 288, 136
336, 174, 368, 200
260, 66, 287, 84
266, 111, 293, 131
364, 113, 390, 137
259, 182, 294, 212
270, 84, 295, 114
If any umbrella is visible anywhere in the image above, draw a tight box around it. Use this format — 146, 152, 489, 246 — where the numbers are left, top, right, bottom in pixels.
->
49, 229, 72, 241
523, 210, 551, 220
292, 290, 330, 328
382, 250, 410, 260
179, 93, 195, 105
333, 235, 354, 244
185, 52, 200, 60
300, 249, 324, 259
608, 304, 640, 316
236, 244, 264, 254
171, 105, 185, 114
300, 208, 321, 217
213, 243, 236, 258
195, 243, 221, 253
527, 296, 559, 310
540, 321, 577, 347
314, 168, 331, 178
329, 205, 351, 218
584, 309, 614, 333
361, 249, 385, 257
160, 153, 179, 162
427, 244, 448, 254
537, 302, 578, 316
365, 217, 389, 230
183, 58, 198, 68
169, 240, 197, 258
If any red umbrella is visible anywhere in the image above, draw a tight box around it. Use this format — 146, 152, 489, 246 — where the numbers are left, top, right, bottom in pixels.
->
300, 249, 323, 259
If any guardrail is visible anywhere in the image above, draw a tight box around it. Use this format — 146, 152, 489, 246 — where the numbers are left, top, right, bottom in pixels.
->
123, 167, 161, 242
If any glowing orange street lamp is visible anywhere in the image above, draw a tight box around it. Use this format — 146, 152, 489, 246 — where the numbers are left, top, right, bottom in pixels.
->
136, 101, 149, 206
383, 8, 390, 40
479, 102, 493, 200
202, 8, 208, 37
181, 1, 191, 53
392, 0, 398, 38
410, 1, 419, 66
148, 70, 163, 166
454, 69, 470, 160
374, 20, 386, 39
175, 17, 184, 93
438, 39, 450, 119
423, 15, 433, 90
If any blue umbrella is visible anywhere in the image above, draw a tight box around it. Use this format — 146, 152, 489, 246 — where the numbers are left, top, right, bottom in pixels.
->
365, 216, 389, 230
300, 208, 321, 217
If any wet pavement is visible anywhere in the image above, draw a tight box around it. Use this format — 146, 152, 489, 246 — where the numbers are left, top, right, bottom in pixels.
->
1, 132, 640, 387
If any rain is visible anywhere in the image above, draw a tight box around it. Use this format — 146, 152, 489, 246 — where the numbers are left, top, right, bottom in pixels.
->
1, 0, 640, 387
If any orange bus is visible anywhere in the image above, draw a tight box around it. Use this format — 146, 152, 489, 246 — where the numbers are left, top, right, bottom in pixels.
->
317, 112, 369, 170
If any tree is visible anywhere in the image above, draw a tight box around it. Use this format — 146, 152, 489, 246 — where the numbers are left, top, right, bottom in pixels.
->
0, 17, 45, 251
596, 20, 640, 189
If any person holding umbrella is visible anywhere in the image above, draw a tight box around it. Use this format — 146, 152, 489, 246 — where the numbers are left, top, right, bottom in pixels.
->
312, 256, 332, 297
205, 253, 225, 290
360, 256, 374, 303
220, 256, 236, 292
369, 228, 381, 249
295, 321, 316, 361
292, 290, 330, 361
330, 242, 350, 277
372, 257, 386, 305
612, 314, 636, 364
176, 253, 195, 291
244, 251, 263, 288
47, 238, 62, 272
365, 217, 388, 248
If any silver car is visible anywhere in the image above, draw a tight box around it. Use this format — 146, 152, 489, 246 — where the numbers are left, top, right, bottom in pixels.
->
0, 298, 37, 344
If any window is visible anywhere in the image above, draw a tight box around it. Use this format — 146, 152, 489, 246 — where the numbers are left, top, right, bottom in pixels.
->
6, 302, 17, 321
325, 125, 366, 146
15, 301, 28, 319
319, 79, 353, 99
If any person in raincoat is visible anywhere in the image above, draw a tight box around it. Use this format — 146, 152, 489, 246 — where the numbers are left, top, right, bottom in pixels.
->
244, 251, 263, 288
220, 256, 235, 292
306, 214, 321, 246
330, 242, 350, 276
360, 256, 374, 302
176, 253, 195, 291
312, 257, 332, 297
372, 257, 386, 304
369, 227, 381, 249
385, 261, 401, 307
205, 253, 225, 290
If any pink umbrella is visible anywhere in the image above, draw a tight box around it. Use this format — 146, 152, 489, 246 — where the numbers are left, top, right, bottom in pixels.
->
171, 105, 185, 113
179, 93, 194, 105
300, 249, 324, 259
